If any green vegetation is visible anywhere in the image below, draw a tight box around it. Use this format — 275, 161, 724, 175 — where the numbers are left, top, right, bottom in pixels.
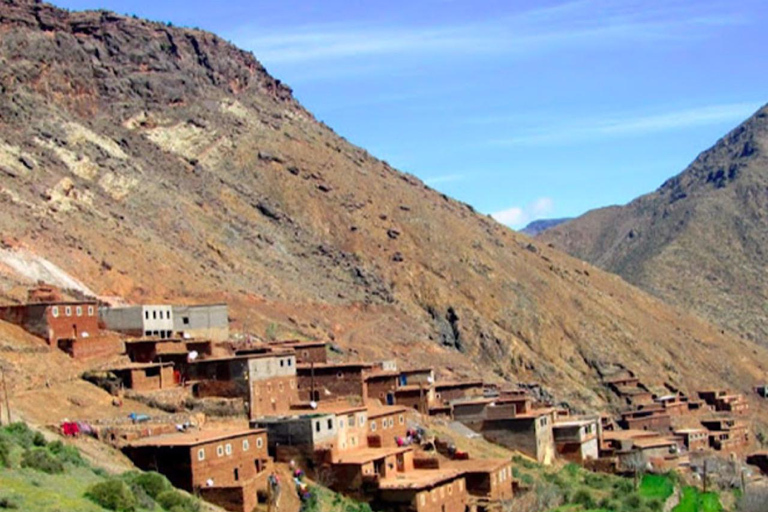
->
0, 422, 203, 512
639, 474, 675, 501
672, 486, 722, 512
302, 484, 373, 512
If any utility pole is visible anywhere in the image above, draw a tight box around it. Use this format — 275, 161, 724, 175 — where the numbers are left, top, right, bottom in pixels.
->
310, 362, 315, 403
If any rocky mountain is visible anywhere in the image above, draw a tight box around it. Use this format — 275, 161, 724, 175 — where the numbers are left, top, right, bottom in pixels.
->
1, 0, 767, 416
541, 105, 768, 346
520, 218, 571, 237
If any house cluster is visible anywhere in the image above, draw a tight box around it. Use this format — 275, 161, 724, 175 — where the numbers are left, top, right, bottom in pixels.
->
1, 286, 764, 512
595, 370, 752, 472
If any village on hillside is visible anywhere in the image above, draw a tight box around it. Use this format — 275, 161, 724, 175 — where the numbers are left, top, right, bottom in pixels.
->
0, 284, 766, 512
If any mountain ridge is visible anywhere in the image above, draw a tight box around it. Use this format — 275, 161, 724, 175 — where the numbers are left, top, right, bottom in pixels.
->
541, 104, 768, 344
0, 0, 767, 421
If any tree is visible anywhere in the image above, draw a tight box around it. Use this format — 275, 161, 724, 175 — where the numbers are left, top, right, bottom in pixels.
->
622, 450, 649, 489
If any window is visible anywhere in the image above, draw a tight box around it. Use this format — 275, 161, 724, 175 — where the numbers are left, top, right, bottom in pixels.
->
399, 414, 404, 425
359, 415, 365, 426
316, 421, 321, 433
76, 306, 82, 317
256, 437, 263, 448
327, 419, 333, 430
183, 316, 190, 325
153, 311, 157, 320
337, 371, 343, 379
389, 418, 394, 428
217, 445, 224, 457
243, 440, 250, 451
339, 419, 345, 429
234, 468, 239, 481
347, 414, 355, 426
87, 305, 94, 316
145, 311, 149, 320
287, 358, 293, 367
145, 331, 151, 336
302, 350, 308, 358
225, 443, 232, 455
65, 306, 72, 316
197, 448, 205, 461
370, 421, 377, 432
52, 306, 59, 318
280, 359, 284, 367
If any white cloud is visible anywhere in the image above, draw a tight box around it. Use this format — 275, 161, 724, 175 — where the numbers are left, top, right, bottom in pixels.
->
489, 101, 762, 146
492, 197, 555, 228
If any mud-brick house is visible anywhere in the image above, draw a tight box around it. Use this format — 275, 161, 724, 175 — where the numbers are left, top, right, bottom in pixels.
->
252, 412, 338, 465
393, 384, 435, 413
107, 362, 176, 392
673, 428, 709, 452
618, 406, 671, 432
267, 340, 328, 364
125, 338, 213, 364
367, 405, 408, 448
172, 304, 229, 341
698, 390, 749, 414
618, 437, 681, 472
331, 446, 416, 496
445, 459, 515, 511
296, 362, 374, 402
453, 401, 556, 465
184, 351, 298, 419
434, 381, 484, 404
701, 418, 750, 452
0, 300, 99, 345
100, 305, 174, 339
123, 428, 270, 512
375, 469, 468, 512
399, 368, 434, 386
364, 370, 401, 405
553, 417, 600, 463
654, 395, 689, 416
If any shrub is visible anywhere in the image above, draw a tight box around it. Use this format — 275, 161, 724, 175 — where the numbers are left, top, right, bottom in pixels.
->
2, 423, 36, 449
623, 492, 644, 510
85, 479, 137, 512
598, 497, 621, 510
129, 471, 171, 499
570, 487, 595, 508
584, 471, 609, 489
20, 448, 64, 474
156, 490, 199, 512
0, 436, 10, 468
564, 463, 580, 477
47, 441, 86, 466
646, 497, 664, 511
520, 473, 535, 486
613, 478, 634, 494
0, 495, 20, 509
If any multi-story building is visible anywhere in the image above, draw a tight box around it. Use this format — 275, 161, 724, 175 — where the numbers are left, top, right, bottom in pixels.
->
100, 305, 174, 339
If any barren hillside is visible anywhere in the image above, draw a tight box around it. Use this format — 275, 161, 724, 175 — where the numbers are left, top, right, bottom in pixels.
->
0, 0, 766, 416
542, 105, 768, 346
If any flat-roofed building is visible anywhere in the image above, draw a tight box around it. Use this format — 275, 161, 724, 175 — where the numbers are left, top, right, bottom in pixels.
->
376, 469, 467, 512
445, 458, 515, 507
674, 428, 709, 452
123, 428, 270, 512
296, 362, 374, 402
172, 304, 229, 341
106, 362, 176, 392
367, 405, 408, 448
553, 417, 600, 463
100, 305, 174, 339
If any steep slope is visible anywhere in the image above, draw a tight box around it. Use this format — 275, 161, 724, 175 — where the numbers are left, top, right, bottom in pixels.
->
0, 1, 767, 415
542, 105, 768, 344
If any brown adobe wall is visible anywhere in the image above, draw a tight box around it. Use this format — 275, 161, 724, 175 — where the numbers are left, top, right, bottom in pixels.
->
249, 375, 298, 419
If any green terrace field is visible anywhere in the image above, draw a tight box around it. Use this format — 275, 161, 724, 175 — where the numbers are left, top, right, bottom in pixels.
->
672, 486, 723, 512
0, 422, 201, 512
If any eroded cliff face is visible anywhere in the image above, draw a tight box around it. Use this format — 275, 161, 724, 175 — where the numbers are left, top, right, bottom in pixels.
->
1, 0, 767, 415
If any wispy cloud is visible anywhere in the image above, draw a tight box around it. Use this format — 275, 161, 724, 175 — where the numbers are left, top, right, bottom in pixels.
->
424, 173, 465, 185
232, 0, 745, 66
488, 101, 762, 146
492, 197, 554, 228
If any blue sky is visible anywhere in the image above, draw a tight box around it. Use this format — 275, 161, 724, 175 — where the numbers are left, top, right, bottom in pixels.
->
57, 0, 768, 228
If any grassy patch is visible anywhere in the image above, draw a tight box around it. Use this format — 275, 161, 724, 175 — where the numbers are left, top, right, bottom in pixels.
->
673, 486, 722, 512
639, 473, 674, 501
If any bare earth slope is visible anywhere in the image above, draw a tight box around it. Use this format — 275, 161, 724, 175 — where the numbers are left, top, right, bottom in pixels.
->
542, 105, 768, 345
0, 1, 767, 414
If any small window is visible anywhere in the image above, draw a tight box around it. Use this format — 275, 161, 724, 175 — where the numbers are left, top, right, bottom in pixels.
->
359, 415, 365, 426
370, 421, 377, 432
337, 371, 343, 379
225, 443, 232, 455
65, 306, 72, 316
197, 448, 205, 461
389, 418, 394, 428
52, 306, 59, 318
399, 414, 404, 425
327, 419, 333, 430
339, 419, 345, 429
87, 305, 94, 316
287, 358, 293, 367
256, 437, 263, 448
183, 316, 190, 325
280, 359, 284, 367
153, 311, 157, 320
302, 350, 309, 358
145, 331, 151, 336
76, 306, 82, 317
347, 414, 354, 426
315, 421, 321, 433
217, 445, 224, 457
145, 311, 149, 320
243, 440, 250, 451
